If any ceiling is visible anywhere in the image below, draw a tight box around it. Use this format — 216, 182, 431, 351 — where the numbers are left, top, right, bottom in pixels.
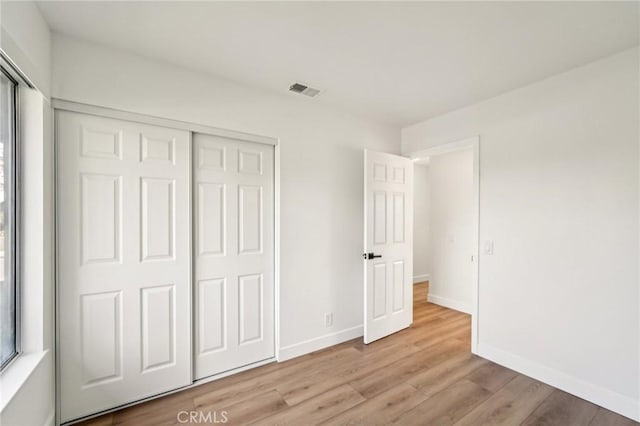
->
37, 1, 639, 127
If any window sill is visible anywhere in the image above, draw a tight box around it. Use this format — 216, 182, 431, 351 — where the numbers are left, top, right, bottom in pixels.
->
0, 349, 48, 412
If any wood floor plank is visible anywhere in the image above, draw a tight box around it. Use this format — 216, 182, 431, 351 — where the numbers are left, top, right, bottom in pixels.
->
412, 307, 460, 323
590, 408, 640, 426
410, 313, 449, 328
521, 389, 599, 426
112, 395, 194, 426
192, 347, 362, 409
350, 338, 469, 398
81, 414, 114, 426
320, 383, 428, 426
351, 323, 437, 354
250, 384, 365, 425
392, 379, 492, 426
411, 322, 471, 351
464, 362, 518, 393
203, 389, 288, 425
277, 341, 421, 405
411, 315, 471, 346
277, 345, 413, 403
454, 374, 554, 426
406, 352, 489, 397
278, 375, 349, 408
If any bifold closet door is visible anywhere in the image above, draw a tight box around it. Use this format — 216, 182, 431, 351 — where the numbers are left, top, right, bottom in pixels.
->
57, 111, 191, 422
194, 134, 274, 379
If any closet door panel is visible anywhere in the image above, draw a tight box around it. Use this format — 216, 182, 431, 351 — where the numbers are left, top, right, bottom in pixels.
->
58, 111, 191, 423
194, 134, 274, 379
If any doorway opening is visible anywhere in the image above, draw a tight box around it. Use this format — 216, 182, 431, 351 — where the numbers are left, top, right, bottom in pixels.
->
409, 136, 479, 353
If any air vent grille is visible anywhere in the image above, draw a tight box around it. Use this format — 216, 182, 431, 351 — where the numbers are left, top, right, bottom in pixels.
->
289, 82, 321, 97
289, 83, 307, 93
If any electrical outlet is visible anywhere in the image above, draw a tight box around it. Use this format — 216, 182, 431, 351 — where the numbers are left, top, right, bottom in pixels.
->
324, 313, 333, 328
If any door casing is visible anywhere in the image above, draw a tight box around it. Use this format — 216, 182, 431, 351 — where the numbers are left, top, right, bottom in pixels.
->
406, 136, 480, 354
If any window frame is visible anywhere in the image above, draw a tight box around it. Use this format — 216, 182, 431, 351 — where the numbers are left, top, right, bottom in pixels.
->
0, 64, 21, 372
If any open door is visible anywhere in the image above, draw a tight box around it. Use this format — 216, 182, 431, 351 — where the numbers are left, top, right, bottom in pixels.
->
364, 150, 413, 344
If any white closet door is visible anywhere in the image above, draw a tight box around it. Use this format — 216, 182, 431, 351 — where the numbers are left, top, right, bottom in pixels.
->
57, 111, 191, 422
194, 133, 274, 379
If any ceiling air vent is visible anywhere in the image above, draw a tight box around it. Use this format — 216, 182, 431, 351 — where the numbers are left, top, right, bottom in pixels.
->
289, 82, 321, 98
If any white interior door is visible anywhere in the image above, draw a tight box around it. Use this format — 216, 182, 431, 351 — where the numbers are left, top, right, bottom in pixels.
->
57, 111, 191, 422
364, 150, 413, 344
193, 133, 274, 379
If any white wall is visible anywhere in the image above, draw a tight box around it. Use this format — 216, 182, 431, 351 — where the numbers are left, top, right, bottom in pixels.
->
412, 164, 430, 283
0, 3, 55, 426
0, 1, 51, 98
402, 47, 639, 420
51, 34, 400, 358
426, 149, 473, 313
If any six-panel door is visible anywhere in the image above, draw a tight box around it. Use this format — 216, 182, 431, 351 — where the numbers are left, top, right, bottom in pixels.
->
57, 111, 192, 422
364, 150, 414, 344
193, 133, 275, 379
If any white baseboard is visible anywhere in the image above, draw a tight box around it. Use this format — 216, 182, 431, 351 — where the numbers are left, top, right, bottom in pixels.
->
427, 294, 471, 314
413, 274, 430, 284
278, 325, 363, 362
477, 343, 640, 422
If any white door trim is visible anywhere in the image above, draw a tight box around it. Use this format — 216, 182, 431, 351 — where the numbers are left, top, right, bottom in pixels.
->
53, 101, 281, 424
274, 145, 281, 361
51, 98, 278, 146
407, 136, 480, 354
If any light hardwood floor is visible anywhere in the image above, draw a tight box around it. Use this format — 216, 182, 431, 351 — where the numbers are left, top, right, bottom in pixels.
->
79, 282, 637, 426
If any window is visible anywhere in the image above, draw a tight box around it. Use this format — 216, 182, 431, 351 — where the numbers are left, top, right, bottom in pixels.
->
0, 66, 18, 370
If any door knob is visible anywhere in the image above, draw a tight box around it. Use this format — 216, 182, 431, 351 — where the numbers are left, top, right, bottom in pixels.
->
363, 252, 382, 260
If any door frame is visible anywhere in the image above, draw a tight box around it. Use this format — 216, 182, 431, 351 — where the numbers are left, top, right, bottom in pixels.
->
52, 99, 281, 424
406, 135, 480, 354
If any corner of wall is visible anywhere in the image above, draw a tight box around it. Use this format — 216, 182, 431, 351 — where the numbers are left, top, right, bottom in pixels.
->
412, 274, 430, 284
477, 343, 640, 422
426, 294, 471, 315
278, 325, 363, 362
